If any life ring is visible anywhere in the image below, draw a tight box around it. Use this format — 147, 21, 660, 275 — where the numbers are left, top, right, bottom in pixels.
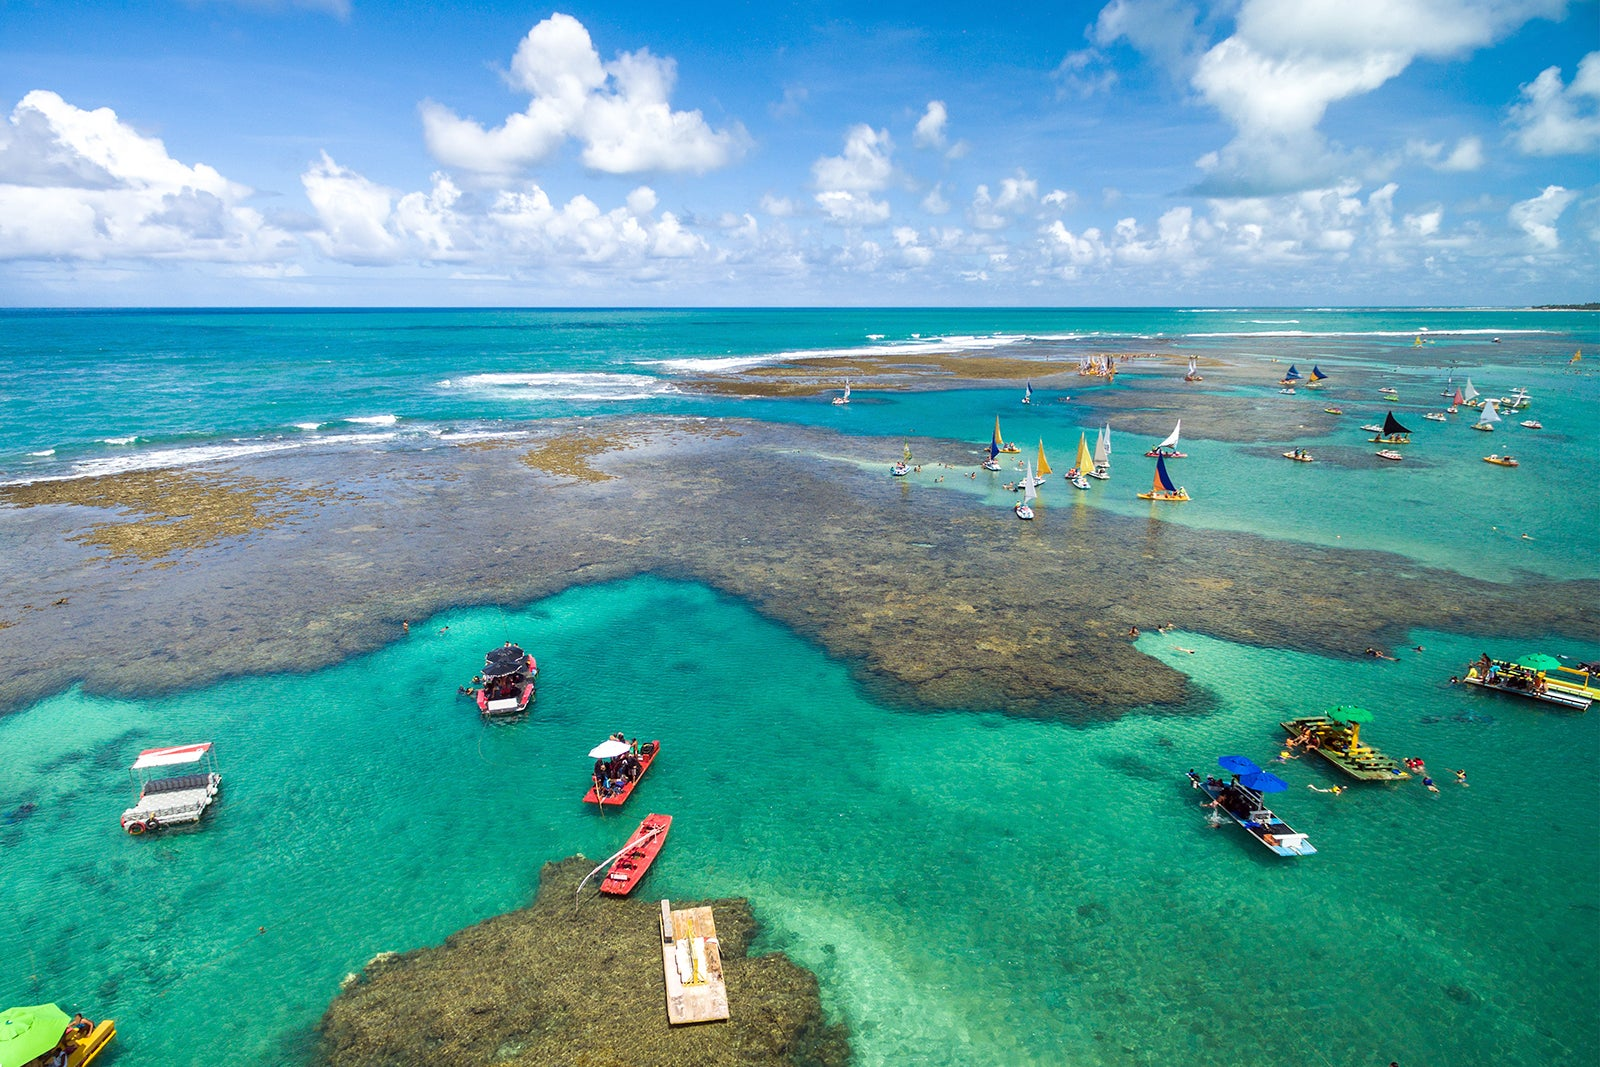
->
126, 820, 147, 835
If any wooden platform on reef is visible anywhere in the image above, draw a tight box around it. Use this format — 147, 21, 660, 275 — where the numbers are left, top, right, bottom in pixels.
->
661, 900, 730, 1026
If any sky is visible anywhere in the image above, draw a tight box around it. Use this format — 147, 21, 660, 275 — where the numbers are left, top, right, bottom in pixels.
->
0, 0, 1596, 307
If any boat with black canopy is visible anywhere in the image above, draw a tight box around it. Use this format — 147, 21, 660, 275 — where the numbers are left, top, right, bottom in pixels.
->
472, 642, 538, 717
1369, 411, 1412, 445
1188, 757, 1316, 856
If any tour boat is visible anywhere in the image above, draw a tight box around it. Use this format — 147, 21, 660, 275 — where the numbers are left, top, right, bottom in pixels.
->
1369, 411, 1413, 444
584, 740, 660, 806
831, 380, 850, 405
599, 814, 673, 896
1137, 455, 1189, 501
1281, 450, 1314, 462
1145, 420, 1186, 458
120, 743, 221, 835
1375, 449, 1403, 461
1462, 660, 1592, 711
475, 643, 537, 717
1190, 758, 1316, 857
1280, 711, 1409, 781
1483, 454, 1518, 467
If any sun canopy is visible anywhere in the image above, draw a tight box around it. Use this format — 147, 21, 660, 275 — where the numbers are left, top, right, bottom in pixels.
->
588, 739, 630, 760
1328, 705, 1374, 724
0, 1003, 71, 1067
1240, 770, 1289, 793
1515, 654, 1561, 672
1217, 755, 1261, 775
481, 645, 529, 678
132, 742, 212, 769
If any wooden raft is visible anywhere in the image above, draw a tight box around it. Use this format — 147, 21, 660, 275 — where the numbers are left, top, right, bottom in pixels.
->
660, 899, 729, 1025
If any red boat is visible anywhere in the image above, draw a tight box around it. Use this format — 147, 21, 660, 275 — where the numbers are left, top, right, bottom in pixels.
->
473, 643, 537, 717
583, 740, 660, 806
599, 813, 672, 896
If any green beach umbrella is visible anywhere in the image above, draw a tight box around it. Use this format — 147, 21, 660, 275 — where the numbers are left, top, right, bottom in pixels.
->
0, 1003, 70, 1067
1328, 705, 1374, 749
1515, 654, 1561, 672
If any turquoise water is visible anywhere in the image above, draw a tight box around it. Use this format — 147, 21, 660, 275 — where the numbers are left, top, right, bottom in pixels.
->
4, 579, 1597, 1066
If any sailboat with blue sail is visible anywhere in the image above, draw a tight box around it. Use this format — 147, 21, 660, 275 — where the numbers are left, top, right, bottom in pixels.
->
983, 419, 1003, 470
1137, 454, 1189, 501
1023, 382, 1033, 405
1307, 365, 1328, 386
1279, 364, 1303, 386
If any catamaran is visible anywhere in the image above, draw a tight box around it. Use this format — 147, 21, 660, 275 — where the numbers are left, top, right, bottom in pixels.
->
1369, 411, 1413, 444
1067, 432, 1093, 489
1473, 398, 1500, 431
1088, 423, 1111, 479
1184, 357, 1203, 382
832, 380, 850, 405
1015, 462, 1037, 519
1145, 420, 1186, 458
1137, 454, 1188, 501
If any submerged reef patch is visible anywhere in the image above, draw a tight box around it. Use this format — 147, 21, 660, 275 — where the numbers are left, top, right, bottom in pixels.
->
316, 856, 849, 1067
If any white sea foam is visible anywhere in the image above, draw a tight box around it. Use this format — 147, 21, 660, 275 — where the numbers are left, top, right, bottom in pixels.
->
1184, 328, 1550, 339
292, 422, 323, 431
650, 334, 1032, 374
34, 441, 305, 482
1248, 320, 1300, 324
347, 415, 400, 426
104, 435, 139, 446
443, 372, 675, 401
29, 449, 56, 457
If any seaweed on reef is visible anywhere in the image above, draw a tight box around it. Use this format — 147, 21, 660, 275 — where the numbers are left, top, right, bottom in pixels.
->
316, 856, 849, 1067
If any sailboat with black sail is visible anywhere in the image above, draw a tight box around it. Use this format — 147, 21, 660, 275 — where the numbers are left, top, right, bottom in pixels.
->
1369, 411, 1412, 445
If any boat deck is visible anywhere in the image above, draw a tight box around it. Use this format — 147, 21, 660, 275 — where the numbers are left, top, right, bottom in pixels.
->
1197, 780, 1316, 856
1463, 673, 1590, 711
126, 773, 221, 824
660, 900, 729, 1025
583, 741, 660, 806
1279, 717, 1409, 781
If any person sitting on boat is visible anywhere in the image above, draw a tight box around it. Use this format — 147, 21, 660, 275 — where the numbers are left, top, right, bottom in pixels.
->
1186, 769, 1201, 788
66, 1015, 92, 1039
593, 759, 610, 792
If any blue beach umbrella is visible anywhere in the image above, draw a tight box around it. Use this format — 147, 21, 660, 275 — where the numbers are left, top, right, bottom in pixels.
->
1217, 755, 1261, 776
1239, 770, 1289, 793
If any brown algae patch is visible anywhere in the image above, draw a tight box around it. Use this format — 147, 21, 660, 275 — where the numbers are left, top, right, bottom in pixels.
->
518, 422, 744, 483
317, 856, 848, 1067
0, 469, 330, 564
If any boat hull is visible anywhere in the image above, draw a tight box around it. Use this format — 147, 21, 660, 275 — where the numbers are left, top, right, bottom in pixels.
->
600, 813, 672, 896
1137, 490, 1189, 501
1195, 779, 1315, 856
584, 741, 661, 805
1463, 666, 1591, 710
1279, 717, 1409, 780
68, 1020, 116, 1067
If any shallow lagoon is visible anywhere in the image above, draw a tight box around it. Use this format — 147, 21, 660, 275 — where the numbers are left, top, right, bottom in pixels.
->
4, 578, 1595, 1066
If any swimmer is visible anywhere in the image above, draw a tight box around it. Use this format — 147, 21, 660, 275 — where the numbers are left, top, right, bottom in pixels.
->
1452, 768, 1468, 786
402, 620, 410, 634
1174, 646, 1196, 654
1423, 775, 1439, 793
1186, 768, 1201, 788
1127, 626, 1140, 638
438, 625, 449, 635
1274, 749, 1297, 763
1307, 784, 1345, 794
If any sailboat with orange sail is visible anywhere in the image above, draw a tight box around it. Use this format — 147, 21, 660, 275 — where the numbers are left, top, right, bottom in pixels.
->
1137, 455, 1189, 501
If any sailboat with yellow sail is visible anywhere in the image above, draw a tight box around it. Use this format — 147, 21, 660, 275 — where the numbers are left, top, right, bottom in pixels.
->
994, 415, 1020, 453
1035, 440, 1052, 478
1137, 455, 1189, 501
1066, 432, 1093, 490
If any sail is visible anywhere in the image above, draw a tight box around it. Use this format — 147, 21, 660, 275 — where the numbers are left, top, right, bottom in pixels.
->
1093, 424, 1110, 467
1381, 411, 1412, 436
842, 381, 850, 398
1153, 455, 1176, 493
1075, 432, 1094, 473
1158, 420, 1181, 449
1024, 382, 1033, 403
1036, 440, 1052, 476
1478, 398, 1501, 425
1023, 466, 1038, 504
1453, 388, 1464, 405
1283, 364, 1303, 381
1413, 335, 1423, 346
992, 416, 1004, 452
1187, 357, 1197, 372
903, 442, 913, 463
1462, 379, 1479, 401
1309, 365, 1327, 382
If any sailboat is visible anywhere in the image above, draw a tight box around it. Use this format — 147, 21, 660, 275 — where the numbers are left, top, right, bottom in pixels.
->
1184, 357, 1203, 382
1460, 379, 1481, 408
1015, 462, 1037, 519
1369, 411, 1413, 444
1088, 423, 1111, 480
832, 380, 851, 405
1307, 365, 1328, 387
1279, 364, 1303, 387
892, 441, 912, 476
1137, 455, 1189, 501
1035, 439, 1052, 478
994, 415, 1020, 453
1413, 335, 1424, 347
1067, 432, 1093, 490
1472, 398, 1500, 432
1022, 382, 1033, 405
1145, 420, 1186, 458
1448, 387, 1463, 413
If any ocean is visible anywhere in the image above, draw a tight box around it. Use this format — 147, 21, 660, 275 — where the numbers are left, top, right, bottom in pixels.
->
1, 307, 1596, 1066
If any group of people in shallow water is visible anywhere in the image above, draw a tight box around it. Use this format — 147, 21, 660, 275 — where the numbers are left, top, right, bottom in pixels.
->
593, 733, 650, 798
22, 1014, 94, 1067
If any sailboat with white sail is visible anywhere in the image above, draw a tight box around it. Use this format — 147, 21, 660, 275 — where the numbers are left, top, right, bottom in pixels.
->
832, 380, 851, 405
1015, 462, 1037, 519
1184, 357, 1203, 382
892, 441, 912, 475
1472, 398, 1501, 432
1088, 423, 1111, 480
1460, 379, 1482, 408
1145, 420, 1186, 458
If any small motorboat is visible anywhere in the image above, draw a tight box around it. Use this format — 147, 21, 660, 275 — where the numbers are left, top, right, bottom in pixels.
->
1014, 502, 1035, 519
1066, 471, 1090, 489
1361, 423, 1383, 433
1323, 406, 1344, 414
1281, 450, 1314, 462
1423, 412, 1447, 422
120, 743, 221, 835
1483, 454, 1519, 467
1189, 758, 1316, 857
1520, 419, 1542, 429
891, 462, 910, 476
981, 458, 1001, 471
1375, 449, 1403, 461
599, 813, 673, 896
474, 643, 537, 717
1279, 387, 1296, 394
584, 740, 660, 807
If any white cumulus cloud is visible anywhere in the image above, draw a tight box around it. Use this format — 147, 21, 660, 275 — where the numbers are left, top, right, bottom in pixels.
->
1508, 52, 1600, 155
812, 125, 893, 224
1508, 184, 1576, 249
913, 101, 948, 149
421, 13, 744, 180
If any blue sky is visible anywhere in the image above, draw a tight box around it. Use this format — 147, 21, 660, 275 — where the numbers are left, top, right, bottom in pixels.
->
0, 0, 1596, 306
